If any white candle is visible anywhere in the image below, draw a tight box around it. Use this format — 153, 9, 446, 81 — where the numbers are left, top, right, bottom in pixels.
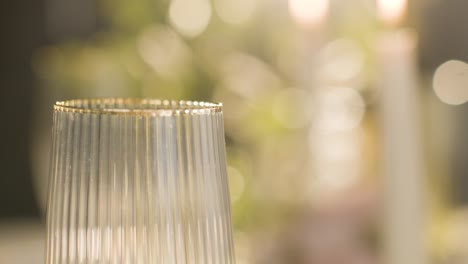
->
288, 0, 328, 85
376, 1, 427, 264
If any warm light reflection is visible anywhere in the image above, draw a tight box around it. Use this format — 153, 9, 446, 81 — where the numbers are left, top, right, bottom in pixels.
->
433, 60, 468, 105
214, 0, 256, 25
288, 0, 328, 27
169, 0, 212, 37
377, 0, 406, 25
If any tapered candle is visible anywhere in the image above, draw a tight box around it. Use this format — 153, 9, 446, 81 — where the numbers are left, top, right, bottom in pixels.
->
376, 1, 427, 264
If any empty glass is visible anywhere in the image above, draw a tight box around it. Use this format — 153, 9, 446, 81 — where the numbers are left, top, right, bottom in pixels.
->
45, 99, 235, 264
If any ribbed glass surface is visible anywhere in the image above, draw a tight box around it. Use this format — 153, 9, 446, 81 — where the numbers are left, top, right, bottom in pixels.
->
46, 99, 235, 264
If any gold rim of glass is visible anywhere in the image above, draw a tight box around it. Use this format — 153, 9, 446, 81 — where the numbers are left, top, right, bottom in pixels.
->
54, 98, 223, 115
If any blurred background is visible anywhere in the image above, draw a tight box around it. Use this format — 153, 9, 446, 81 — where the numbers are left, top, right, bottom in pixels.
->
2, 0, 468, 263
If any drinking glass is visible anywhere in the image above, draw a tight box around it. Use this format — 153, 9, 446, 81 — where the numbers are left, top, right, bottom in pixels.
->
45, 98, 235, 264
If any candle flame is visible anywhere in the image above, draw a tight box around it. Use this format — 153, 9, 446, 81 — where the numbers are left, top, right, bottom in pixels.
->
377, 0, 406, 25
289, 0, 329, 27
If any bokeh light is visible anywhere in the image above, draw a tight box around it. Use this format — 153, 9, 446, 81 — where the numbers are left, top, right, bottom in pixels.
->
220, 52, 281, 99
377, 0, 406, 25
22, 0, 460, 263
137, 25, 192, 80
318, 38, 364, 84
307, 85, 365, 201
272, 88, 313, 129
315, 87, 365, 132
288, 0, 329, 26
311, 129, 362, 162
169, 0, 212, 38
214, 0, 256, 25
309, 128, 364, 199
433, 60, 468, 105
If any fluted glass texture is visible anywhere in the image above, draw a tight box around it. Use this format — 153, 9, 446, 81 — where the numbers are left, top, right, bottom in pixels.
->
46, 99, 235, 264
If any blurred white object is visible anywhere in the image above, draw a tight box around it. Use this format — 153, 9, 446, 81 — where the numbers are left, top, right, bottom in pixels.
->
433, 60, 468, 105
376, 28, 428, 264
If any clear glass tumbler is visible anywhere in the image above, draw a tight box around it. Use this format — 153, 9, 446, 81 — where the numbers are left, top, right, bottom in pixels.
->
45, 99, 235, 264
